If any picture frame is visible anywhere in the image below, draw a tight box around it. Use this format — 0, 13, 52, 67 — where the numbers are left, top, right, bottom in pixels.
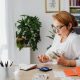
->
45, 0, 60, 13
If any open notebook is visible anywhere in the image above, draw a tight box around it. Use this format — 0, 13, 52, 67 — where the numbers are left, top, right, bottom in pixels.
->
19, 64, 37, 71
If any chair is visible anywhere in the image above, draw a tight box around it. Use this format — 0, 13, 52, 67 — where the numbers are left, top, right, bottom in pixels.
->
73, 27, 80, 34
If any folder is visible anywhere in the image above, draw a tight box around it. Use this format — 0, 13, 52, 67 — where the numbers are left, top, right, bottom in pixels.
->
75, 67, 80, 76
64, 67, 80, 76
64, 68, 77, 76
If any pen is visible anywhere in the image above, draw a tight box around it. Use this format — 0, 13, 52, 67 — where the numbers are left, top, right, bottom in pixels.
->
0, 61, 4, 67
10, 61, 13, 67
53, 51, 60, 57
5, 61, 8, 67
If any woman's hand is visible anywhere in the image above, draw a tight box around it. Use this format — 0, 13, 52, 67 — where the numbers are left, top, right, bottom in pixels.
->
38, 54, 50, 63
57, 54, 76, 67
57, 54, 68, 66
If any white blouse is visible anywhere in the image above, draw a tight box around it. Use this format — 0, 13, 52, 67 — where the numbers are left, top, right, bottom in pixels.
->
45, 32, 80, 66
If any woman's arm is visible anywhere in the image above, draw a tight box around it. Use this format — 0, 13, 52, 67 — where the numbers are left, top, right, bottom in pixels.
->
66, 60, 76, 67
57, 55, 76, 67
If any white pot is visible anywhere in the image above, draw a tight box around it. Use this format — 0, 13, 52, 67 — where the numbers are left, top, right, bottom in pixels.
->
15, 47, 31, 65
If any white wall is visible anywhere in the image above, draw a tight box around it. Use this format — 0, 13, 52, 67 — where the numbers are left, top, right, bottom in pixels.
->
7, 0, 69, 63
13, 0, 54, 54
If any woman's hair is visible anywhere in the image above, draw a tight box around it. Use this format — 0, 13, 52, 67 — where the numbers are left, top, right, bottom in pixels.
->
52, 11, 78, 28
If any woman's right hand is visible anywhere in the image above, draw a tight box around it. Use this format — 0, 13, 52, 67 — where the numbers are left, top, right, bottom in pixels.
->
38, 54, 50, 63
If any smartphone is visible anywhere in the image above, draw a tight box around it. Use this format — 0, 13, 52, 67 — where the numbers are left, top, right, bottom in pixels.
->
53, 51, 60, 57
38, 67, 52, 72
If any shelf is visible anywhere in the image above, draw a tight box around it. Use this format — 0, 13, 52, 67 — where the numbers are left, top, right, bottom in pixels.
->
70, 6, 80, 8
71, 13, 80, 16
69, 0, 80, 27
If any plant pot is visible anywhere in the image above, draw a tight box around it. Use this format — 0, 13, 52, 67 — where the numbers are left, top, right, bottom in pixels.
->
15, 47, 31, 64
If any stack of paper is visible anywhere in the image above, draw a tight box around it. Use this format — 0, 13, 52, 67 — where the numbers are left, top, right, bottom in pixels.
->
19, 64, 37, 70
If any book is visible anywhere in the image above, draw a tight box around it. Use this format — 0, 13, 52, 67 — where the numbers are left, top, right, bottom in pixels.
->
76, 0, 80, 6
19, 64, 37, 71
70, 8, 80, 13
71, 0, 74, 6
73, 0, 76, 6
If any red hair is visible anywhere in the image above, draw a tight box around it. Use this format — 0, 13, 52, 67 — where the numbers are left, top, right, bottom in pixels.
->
52, 11, 78, 27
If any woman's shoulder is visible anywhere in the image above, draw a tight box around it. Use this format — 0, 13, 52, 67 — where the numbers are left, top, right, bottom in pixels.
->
70, 32, 80, 38
69, 32, 80, 42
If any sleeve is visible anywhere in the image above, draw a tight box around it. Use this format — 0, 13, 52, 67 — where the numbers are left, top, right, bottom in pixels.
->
72, 36, 80, 66
45, 43, 56, 60
45, 34, 58, 59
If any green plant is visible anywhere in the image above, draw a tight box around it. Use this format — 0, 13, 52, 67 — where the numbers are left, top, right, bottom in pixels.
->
15, 15, 42, 51
46, 24, 55, 49
47, 31, 55, 40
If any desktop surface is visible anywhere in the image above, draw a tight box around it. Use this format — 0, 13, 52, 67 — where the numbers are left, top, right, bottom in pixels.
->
0, 63, 80, 80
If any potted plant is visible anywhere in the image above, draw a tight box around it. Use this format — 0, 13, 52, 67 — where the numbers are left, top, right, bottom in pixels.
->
15, 15, 42, 51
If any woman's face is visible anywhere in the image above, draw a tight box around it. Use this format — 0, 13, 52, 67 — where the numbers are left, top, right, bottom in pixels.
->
53, 19, 71, 38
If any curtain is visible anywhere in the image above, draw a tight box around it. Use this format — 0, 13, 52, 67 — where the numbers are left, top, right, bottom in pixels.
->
0, 0, 8, 62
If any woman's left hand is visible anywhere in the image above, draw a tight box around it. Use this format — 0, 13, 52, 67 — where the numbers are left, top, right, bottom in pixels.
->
57, 54, 68, 66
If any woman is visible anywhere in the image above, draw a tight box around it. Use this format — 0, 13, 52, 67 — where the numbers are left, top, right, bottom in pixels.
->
38, 11, 80, 67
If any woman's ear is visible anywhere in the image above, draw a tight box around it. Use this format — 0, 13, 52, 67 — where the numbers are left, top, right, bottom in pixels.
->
68, 23, 72, 30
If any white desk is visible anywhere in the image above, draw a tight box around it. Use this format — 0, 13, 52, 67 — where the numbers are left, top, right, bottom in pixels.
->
0, 63, 80, 80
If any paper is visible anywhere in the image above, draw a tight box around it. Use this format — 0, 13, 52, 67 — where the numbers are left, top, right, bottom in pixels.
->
53, 71, 66, 78
19, 64, 37, 70
61, 77, 74, 80
32, 73, 49, 80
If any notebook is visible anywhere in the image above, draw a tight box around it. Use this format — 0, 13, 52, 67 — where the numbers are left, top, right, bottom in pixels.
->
64, 67, 80, 76
64, 68, 77, 76
75, 67, 80, 76
19, 64, 37, 70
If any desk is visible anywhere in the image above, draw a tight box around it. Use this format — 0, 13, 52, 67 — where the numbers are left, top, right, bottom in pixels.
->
21, 63, 80, 80
0, 63, 80, 80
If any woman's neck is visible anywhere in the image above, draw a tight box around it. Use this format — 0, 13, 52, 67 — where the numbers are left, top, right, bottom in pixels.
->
60, 32, 70, 43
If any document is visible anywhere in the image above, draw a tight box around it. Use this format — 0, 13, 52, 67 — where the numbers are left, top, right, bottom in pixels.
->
61, 77, 74, 80
53, 70, 66, 78
32, 73, 49, 80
